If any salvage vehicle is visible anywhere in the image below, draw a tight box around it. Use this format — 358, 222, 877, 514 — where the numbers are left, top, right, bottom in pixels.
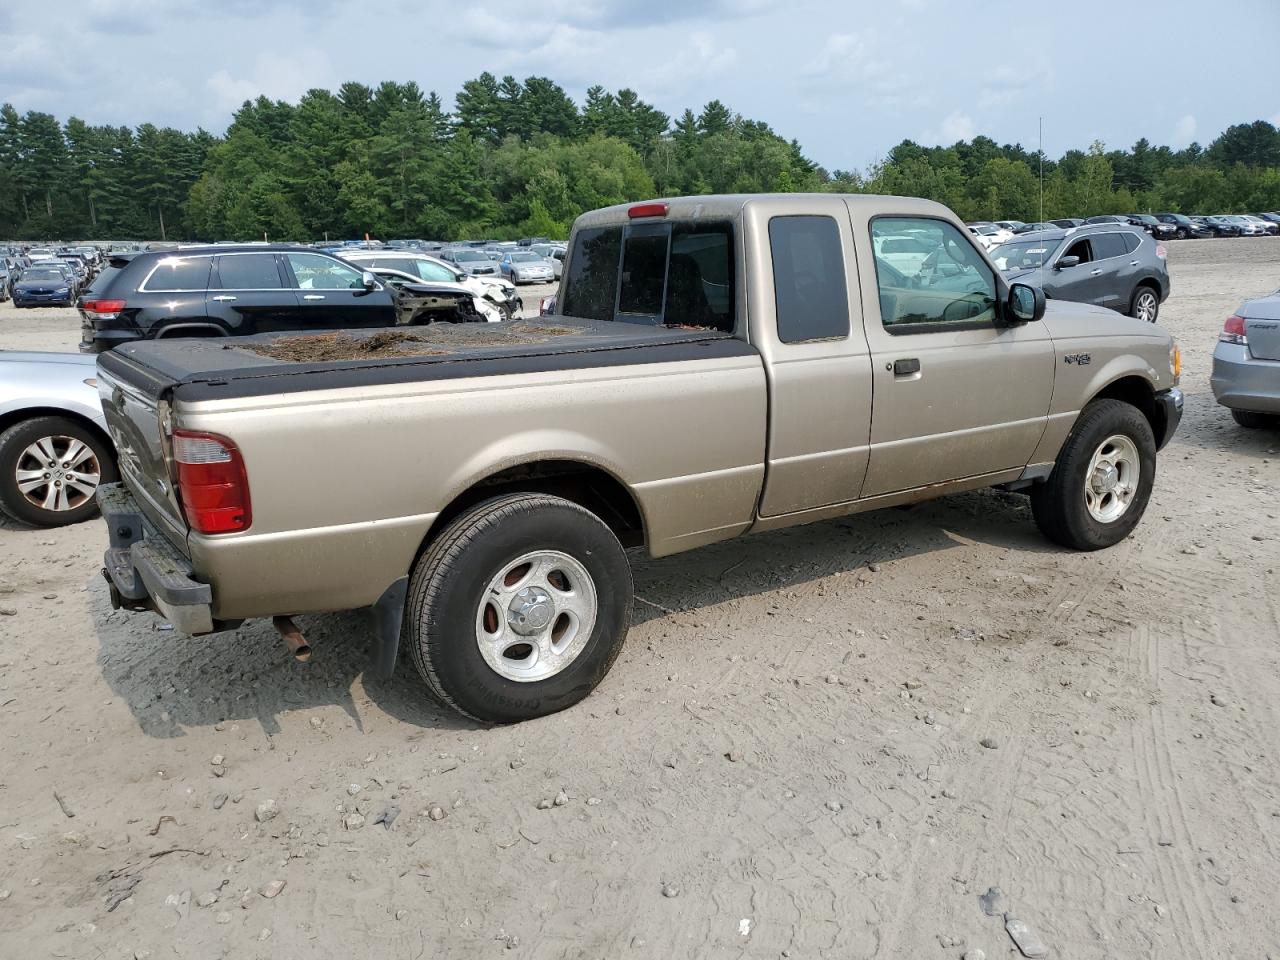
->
365, 267, 499, 323
340, 250, 521, 319
94, 193, 1183, 723
1211, 290, 1280, 428
77, 246, 397, 353
1155, 213, 1214, 239
988, 223, 1169, 322
0, 351, 117, 526
12, 264, 76, 307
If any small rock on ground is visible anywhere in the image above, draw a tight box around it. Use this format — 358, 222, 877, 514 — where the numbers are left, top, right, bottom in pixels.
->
255, 799, 279, 823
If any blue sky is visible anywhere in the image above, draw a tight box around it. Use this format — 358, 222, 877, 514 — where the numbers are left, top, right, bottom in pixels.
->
2, 0, 1277, 171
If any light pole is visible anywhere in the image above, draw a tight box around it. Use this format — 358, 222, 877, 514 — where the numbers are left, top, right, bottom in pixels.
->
1039, 116, 1044, 222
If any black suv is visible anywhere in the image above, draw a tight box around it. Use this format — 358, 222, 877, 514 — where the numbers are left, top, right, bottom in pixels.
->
77, 245, 397, 353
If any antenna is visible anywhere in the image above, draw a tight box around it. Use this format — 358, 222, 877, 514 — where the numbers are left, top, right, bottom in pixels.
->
1039, 116, 1044, 222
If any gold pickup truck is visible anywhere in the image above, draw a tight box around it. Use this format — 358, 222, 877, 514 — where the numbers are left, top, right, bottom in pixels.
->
95, 194, 1183, 722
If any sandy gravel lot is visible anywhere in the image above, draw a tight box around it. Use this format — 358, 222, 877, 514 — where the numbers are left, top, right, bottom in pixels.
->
0, 242, 1277, 959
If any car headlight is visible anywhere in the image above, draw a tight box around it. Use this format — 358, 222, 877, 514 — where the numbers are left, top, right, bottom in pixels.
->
56, 287, 70, 294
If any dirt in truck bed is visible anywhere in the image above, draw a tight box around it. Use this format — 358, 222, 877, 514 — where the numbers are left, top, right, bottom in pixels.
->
237, 321, 579, 362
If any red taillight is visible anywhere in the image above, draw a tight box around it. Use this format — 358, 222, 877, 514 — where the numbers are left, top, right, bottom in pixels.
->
1220, 315, 1247, 345
81, 298, 126, 318
1155, 244, 1167, 259
539, 295, 557, 316
628, 202, 668, 219
172, 430, 251, 534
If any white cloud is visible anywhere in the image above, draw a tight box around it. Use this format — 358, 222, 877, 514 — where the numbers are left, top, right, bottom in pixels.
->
923, 110, 976, 145
204, 51, 336, 125
1173, 113, 1197, 143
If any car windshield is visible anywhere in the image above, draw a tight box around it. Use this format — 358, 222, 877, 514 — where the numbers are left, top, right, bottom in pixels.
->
22, 269, 64, 281
989, 238, 1059, 271
973, 224, 998, 234
509, 253, 540, 262
452, 250, 486, 262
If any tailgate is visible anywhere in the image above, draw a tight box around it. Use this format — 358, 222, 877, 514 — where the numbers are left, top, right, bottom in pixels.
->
96, 355, 190, 552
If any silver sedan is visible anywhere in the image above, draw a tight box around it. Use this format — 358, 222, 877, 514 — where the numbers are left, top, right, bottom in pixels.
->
0, 351, 118, 526
1211, 290, 1280, 428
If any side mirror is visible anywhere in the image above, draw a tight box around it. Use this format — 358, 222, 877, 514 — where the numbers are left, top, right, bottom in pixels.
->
1055, 255, 1080, 270
1007, 282, 1045, 325
361, 270, 378, 289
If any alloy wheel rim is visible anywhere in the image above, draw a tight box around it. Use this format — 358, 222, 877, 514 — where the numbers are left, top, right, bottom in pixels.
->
15, 435, 101, 512
475, 550, 598, 683
1136, 292, 1157, 322
1084, 434, 1140, 523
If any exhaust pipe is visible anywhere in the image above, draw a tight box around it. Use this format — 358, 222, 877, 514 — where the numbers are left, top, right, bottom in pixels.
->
273, 616, 311, 662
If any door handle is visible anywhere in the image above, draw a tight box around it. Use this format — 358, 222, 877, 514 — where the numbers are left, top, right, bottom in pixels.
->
302, 294, 326, 301
1089, 269, 1103, 276
1129, 260, 1139, 266
892, 358, 921, 376
210, 295, 237, 302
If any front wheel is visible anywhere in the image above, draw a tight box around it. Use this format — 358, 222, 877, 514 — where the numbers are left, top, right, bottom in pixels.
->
0, 416, 118, 526
406, 493, 633, 723
1031, 399, 1156, 551
1130, 286, 1159, 323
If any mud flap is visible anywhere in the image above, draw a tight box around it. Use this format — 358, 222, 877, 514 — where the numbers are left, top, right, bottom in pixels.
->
371, 576, 409, 678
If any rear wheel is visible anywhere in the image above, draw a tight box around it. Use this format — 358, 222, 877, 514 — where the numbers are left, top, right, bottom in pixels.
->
1231, 409, 1277, 429
0, 416, 118, 526
406, 493, 633, 723
1031, 399, 1156, 551
1130, 286, 1160, 323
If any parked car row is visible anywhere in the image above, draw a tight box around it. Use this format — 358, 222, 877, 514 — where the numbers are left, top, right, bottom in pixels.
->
982, 213, 1280, 241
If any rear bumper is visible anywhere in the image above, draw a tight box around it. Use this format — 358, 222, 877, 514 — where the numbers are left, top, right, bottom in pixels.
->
1155, 387, 1183, 450
1211, 343, 1280, 413
98, 483, 218, 634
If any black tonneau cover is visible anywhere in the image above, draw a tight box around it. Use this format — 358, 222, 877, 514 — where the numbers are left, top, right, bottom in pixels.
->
97, 317, 755, 402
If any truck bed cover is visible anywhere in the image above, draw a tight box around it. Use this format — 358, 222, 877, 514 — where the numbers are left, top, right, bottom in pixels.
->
97, 317, 755, 401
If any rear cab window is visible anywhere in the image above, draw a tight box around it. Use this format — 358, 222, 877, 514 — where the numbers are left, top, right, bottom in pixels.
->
769, 215, 849, 343
561, 220, 735, 332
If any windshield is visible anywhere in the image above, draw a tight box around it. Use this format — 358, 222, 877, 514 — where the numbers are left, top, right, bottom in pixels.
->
452, 250, 485, 262
989, 238, 1059, 271
22, 269, 65, 281
509, 253, 540, 262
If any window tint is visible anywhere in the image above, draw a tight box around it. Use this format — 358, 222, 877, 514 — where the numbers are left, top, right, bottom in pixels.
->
1121, 232, 1141, 254
560, 226, 622, 321
1091, 232, 1127, 260
216, 254, 283, 289
870, 217, 997, 330
617, 227, 669, 318
560, 221, 735, 331
769, 216, 849, 343
288, 252, 364, 289
1062, 239, 1093, 263
144, 255, 212, 291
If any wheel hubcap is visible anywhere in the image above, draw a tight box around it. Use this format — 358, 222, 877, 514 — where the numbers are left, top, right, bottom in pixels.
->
15, 435, 101, 513
1084, 434, 1139, 523
476, 550, 597, 683
1136, 293, 1156, 322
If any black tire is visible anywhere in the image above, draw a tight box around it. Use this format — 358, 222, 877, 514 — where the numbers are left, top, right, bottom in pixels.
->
0, 416, 118, 527
1176, 228, 1187, 240
406, 492, 633, 723
1230, 408, 1277, 429
1129, 285, 1160, 323
1030, 399, 1156, 551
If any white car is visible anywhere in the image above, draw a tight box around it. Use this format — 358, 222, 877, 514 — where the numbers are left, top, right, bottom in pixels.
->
341, 250, 521, 318
367, 267, 502, 322
966, 222, 1013, 250
872, 233, 936, 274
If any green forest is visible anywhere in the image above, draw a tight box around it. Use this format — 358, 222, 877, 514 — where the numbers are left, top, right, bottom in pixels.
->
2, 75, 1279, 242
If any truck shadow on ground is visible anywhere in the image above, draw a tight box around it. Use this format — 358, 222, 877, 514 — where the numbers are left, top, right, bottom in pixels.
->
92, 485, 1058, 738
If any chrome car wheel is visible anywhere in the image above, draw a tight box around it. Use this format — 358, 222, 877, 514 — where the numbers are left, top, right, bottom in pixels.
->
475, 550, 598, 683
1134, 290, 1158, 323
15, 435, 102, 513
1084, 434, 1139, 524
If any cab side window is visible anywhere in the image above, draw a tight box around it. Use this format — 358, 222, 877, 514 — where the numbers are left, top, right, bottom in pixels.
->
769, 215, 849, 343
1061, 238, 1093, 263
870, 217, 996, 331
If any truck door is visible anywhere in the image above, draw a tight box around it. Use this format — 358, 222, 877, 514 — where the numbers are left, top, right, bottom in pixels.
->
745, 196, 874, 517
852, 210, 1054, 498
